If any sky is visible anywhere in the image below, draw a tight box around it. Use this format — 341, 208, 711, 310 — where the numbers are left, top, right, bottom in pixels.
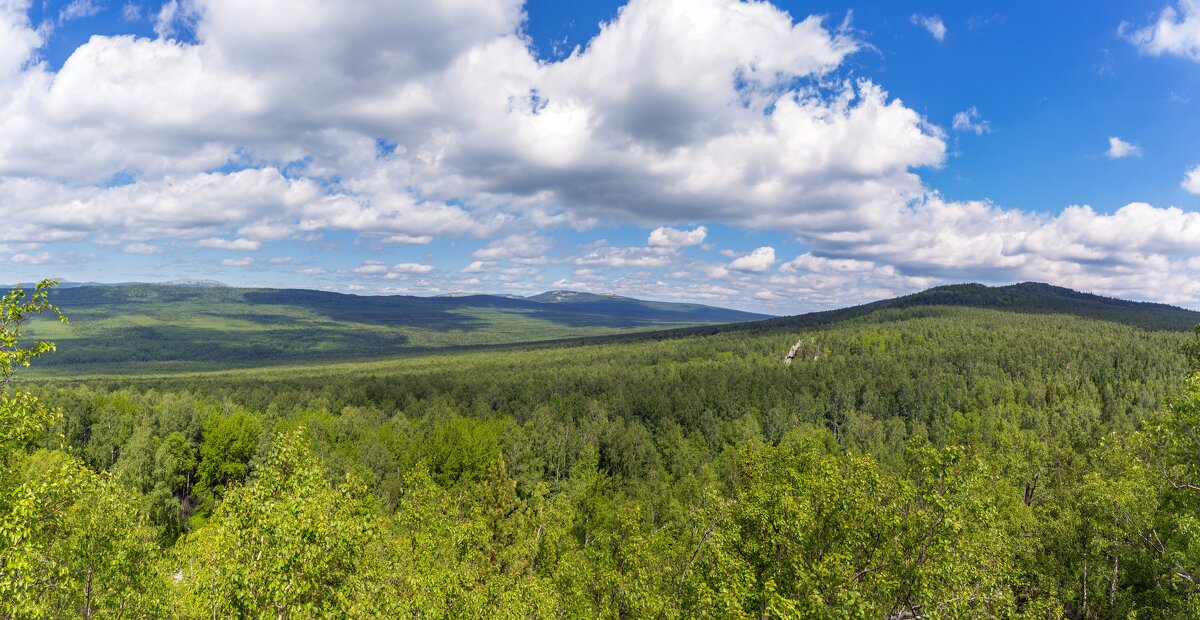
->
1, 0, 1199, 314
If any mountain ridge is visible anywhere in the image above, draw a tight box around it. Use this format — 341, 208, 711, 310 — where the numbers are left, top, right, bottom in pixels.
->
639, 281, 1200, 343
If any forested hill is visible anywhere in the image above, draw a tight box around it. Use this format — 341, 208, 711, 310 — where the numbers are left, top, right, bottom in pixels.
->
879, 282, 1200, 331
24, 283, 768, 368
651, 282, 1200, 342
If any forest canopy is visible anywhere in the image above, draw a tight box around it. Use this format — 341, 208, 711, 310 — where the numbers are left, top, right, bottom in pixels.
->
4, 281, 1200, 618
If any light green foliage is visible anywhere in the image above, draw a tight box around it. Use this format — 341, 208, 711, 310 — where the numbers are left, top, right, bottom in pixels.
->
1, 452, 163, 619
1125, 367, 1200, 616
685, 434, 1045, 618
0, 280, 66, 450
1, 281, 162, 620
1, 281, 66, 381
172, 428, 380, 618
355, 460, 561, 617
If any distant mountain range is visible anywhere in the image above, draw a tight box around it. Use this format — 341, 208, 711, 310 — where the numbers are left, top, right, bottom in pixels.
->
20, 281, 1200, 374
23, 284, 768, 370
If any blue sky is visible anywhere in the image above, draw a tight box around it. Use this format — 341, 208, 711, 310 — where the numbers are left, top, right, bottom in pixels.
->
1, 0, 1199, 313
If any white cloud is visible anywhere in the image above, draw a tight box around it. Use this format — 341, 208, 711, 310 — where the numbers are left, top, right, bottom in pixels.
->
780, 253, 875, 273
195, 237, 262, 251
382, 234, 434, 245
237, 221, 295, 241
1183, 164, 1200, 194
461, 260, 494, 273
952, 107, 992, 134
910, 14, 947, 42
647, 225, 707, 248
352, 260, 436, 276
121, 2, 141, 21
473, 234, 553, 261
1123, 1, 1200, 61
59, 0, 102, 23
0, 0, 939, 254
575, 246, 673, 269
0, 2, 43, 85
390, 262, 435, 274
0, 168, 340, 243
220, 257, 252, 266
154, 0, 200, 39
11, 252, 52, 265
813, 198, 1200, 290
1106, 136, 1141, 159
728, 247, 776, 272
352, 260, 389, 274
122, 243, 163, 254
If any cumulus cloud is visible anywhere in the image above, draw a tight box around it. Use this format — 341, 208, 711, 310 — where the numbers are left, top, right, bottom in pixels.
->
0, 0, 937, 254
647, 225, 707, 248
808, 197, 1200, 300
728, 247, 776, 272
1183, 164, 1200, 194
0, 167, 351, 243
220, 257, 252, 266
1122, 0, 1200, 61
1, 0, 921, 231
910, 14, 947, 42
1106, 136, 1141, 159
952, 107, 992, 134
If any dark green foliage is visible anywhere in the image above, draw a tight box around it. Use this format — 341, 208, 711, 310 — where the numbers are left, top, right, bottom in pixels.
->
195, 410, 263, 504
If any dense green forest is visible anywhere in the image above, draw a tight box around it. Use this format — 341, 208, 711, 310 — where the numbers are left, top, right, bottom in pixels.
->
19, 284, 766, 373
5, 281, 1200, 618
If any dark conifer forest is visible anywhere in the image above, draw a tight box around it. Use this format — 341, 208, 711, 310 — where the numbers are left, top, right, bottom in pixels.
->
6, 280, 1200, 618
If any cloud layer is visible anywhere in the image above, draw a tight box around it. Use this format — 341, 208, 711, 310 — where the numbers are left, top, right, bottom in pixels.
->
0, 0, 1198, 313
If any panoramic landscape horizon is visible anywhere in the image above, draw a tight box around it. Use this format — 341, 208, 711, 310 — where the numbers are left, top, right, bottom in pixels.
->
5, 0, 1200, 618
